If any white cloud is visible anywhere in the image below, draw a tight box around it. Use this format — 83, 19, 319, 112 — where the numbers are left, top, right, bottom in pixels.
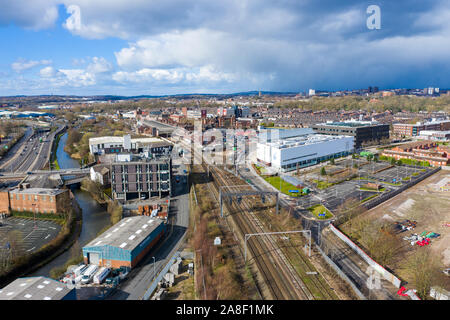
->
39, 66, 56, 78
11, 59, 52, 73
87, 57, 112, 74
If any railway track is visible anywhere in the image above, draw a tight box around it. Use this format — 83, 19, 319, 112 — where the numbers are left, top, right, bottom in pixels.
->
254, 205, 338, 299
206, 165, 312, 299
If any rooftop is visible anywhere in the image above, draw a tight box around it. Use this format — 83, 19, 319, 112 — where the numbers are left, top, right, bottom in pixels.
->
314, 120, 383, 128
9, 187, 67, 196
84, 216, 164, 251
89, 136, 164, 146
264, 133, 353, 149
0, 277, 73, 300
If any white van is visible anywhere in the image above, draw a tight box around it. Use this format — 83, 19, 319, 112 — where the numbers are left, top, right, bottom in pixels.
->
81, 264, 98, 285
73, 264, 88, 277
93, 267, 110, 284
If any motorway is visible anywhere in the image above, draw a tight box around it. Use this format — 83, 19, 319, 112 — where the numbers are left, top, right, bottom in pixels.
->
107, 158, 189, 300
0, 124, 65, 174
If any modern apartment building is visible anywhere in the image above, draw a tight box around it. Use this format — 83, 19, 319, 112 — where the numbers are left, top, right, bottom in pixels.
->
110, 155, 172, 202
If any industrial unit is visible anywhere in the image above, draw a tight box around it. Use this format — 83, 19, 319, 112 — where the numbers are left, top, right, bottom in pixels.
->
82, 216, 166, 269
311, 120, 389, 148
0, 276, 76, 300
89, 134, 172, 156
256, 128, 354, 172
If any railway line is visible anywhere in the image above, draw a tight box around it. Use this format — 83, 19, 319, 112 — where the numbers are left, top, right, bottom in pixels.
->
205, 164, 318, 300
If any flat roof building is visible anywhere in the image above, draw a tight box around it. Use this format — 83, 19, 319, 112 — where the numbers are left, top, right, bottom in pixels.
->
83, 216, 166, 269
5, 186, 70, 215
256, 128, 354, 172
311, 120, 389, 149
0, 276, 76, 300
89, 134, 172, 156
393, 120, 450, 137
111, 155, 172, 202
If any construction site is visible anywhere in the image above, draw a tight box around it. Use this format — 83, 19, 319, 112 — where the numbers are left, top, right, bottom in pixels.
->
338, 169, 450, 298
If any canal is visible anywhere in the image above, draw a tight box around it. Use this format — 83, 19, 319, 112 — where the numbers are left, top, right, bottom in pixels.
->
31, 132, 111, 277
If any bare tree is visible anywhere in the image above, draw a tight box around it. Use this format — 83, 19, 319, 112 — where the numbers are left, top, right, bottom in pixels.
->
406, 250, 441, 299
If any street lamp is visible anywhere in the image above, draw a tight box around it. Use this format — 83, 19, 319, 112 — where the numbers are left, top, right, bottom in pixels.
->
31, 203, 37, 230
152, 256, 156, 279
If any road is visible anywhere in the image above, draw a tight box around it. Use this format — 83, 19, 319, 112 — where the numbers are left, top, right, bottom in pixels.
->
0, 124, 65, 174
107, 158, 189, 300
0, 127, 34, 171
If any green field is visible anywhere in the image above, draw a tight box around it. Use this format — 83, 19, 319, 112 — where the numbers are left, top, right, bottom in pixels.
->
308, 204, 333, 219
264, 176, 304, 197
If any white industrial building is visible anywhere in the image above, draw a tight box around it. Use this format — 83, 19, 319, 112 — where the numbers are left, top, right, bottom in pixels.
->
89, 135, 169, 155
256, 128, 354, 172
418, 130, 450, 142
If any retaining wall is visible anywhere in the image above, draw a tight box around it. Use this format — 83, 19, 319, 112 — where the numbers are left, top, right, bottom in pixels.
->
329, 224, 402, 288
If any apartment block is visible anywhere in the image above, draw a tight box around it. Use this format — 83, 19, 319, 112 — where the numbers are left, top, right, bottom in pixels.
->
111, 156, 172, 202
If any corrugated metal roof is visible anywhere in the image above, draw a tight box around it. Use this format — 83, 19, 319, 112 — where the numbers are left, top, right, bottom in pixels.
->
0, 277, 73, 300
84, 216, 163, 252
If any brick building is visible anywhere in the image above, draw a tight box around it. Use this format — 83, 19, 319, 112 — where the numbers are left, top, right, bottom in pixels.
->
7, 185, 70, 214
393, 120, 450, 137
381, 141, 449, 167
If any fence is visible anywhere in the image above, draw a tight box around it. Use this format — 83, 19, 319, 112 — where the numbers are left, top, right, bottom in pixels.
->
362, 166, 441, 211
329, 224, 402, 288
316, 245, 366, 300
141, 251, 182, 300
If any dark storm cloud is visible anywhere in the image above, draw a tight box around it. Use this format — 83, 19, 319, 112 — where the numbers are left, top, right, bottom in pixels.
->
1, 0, 450, 94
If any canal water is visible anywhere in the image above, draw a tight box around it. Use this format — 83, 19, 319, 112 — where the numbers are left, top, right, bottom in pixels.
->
31, 132, 111, 277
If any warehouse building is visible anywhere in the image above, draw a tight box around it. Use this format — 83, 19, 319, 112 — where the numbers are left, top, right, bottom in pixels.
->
256, 128, 354, 172
311, 120, 389, 148
0, 276, 76, 300
82, 216, 166, 269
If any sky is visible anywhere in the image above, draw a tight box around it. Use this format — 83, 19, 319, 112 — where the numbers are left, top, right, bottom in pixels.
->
1, 0, 450, 96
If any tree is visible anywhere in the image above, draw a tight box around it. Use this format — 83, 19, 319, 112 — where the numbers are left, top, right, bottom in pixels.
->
330, 158, 335, 165
107, 200, 123, 225
320, 167, 327, 176
406, 250, 440, 299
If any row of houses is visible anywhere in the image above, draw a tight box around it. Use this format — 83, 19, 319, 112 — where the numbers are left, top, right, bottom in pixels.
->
381, 141, 450, 167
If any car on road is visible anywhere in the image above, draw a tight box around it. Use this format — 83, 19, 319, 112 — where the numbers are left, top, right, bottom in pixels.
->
26, 171, 32, 175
